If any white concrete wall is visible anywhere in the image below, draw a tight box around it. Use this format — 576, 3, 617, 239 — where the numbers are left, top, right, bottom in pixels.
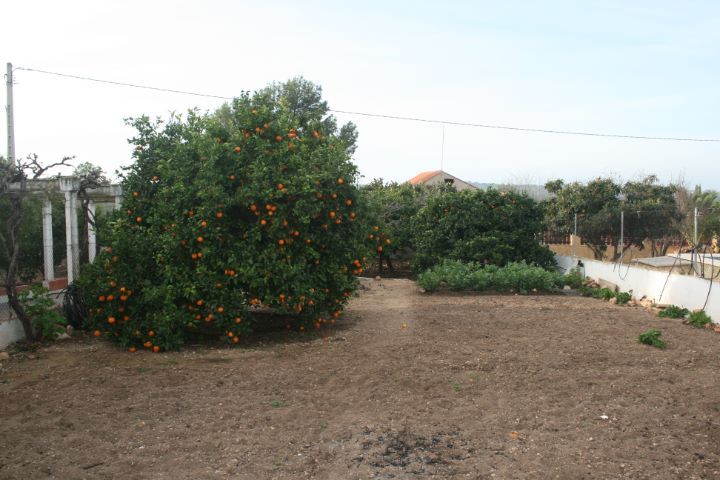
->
0, 291, 65, 350
0, 318, 25, 350
556, 255, 720, 322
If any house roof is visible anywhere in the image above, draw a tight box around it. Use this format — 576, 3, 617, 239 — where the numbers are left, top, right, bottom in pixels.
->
407, 170, 443, 185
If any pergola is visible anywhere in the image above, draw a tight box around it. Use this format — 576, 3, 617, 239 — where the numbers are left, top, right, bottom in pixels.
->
9, 177, 122, 284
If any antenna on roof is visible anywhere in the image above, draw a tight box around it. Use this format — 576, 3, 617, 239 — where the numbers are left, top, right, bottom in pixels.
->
440, 126, 445, 171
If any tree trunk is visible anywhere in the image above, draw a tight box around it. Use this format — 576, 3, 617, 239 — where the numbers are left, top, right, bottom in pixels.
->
587, 244, 605, 260
3, 195, 35, 341
5, 282, 34, 340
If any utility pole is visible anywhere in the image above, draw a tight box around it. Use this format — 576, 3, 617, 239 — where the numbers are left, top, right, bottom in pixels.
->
440, 126, 445, 171
6, 62, 15, 162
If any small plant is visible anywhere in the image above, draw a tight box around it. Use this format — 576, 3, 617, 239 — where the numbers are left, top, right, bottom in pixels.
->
270, 400, 286, 408
578, 285, 596, 297
659, 305, 690, 319
563, 267, 585, 289
638, 329, 666, 349
450, 380, 462, 392
687, 311, 712, 328
593, 288, 616, 300
17, 285, 66, 340
615, 291, 632, 305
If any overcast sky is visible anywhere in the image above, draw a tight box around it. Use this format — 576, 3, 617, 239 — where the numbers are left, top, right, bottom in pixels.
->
4, 1, 720, 189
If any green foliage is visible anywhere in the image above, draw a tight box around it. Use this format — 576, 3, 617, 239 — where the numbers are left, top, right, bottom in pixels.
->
412, 189, 555, 272
596, 288, 616, 300
360, 179, 437, 261
687, 310, 712, 328
563, 267, 585, 289
543, 176, 682, 259
543, 177, 621, 259
18, 285, 66, 340
615, 291, 632, 305
638, 329, 666, 349
658, 305, 689, 319
78, 78, 370, 351
578, 285, 616, 300
677, 185, 720, 246
417, 260, 563, 294
578, 285, 595, 297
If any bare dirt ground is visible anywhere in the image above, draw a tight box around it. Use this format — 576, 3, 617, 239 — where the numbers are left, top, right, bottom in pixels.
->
1, 278, 720, 479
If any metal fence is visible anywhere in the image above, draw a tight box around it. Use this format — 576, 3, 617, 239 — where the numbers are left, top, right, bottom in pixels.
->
543, 207, 720, 279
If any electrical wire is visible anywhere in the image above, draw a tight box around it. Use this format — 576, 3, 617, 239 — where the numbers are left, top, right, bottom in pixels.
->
657, 253, 680, 304
14, 66, 720, 143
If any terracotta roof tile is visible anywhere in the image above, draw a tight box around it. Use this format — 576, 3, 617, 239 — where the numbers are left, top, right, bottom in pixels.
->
407, 170, 442, 185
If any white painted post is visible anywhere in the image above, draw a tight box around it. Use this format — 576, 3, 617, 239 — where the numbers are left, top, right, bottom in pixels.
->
42, 198, 55, 281
114, 195, 122, 210
572, 213, 577, 257
59, 178, 81, 283
619, 211, 624, 262
88, 200, 97, 263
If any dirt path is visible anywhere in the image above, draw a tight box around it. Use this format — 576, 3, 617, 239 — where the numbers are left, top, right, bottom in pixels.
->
1, 278, 720, 479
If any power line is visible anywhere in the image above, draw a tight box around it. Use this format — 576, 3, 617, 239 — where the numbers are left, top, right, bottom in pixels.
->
14, 66, 720, 143
330, 109, 720, 143
14, 67, 233, 100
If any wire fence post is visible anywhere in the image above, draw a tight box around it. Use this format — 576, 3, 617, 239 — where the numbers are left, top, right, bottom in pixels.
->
619, 211, 624, 262
573, 213, 577, 257
693, 207, 699, 276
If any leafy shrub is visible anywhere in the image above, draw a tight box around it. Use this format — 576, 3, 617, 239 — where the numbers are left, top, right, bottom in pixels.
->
78, 78, 370, 351
658, 305, 689, 319
615, 291, 632, 305
687, 310, 712, 328
361, 180, 436, 262
594, 288, 616, 300
578, 285, 595, 297
18, 285, 66, 340
638, 329, 666, 349
563, 267, 585, 289
417, 260, 563, 294
412, 189, 556, 272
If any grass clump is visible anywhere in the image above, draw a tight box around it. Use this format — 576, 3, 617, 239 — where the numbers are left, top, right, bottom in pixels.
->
615, 291, 632, 305
638, 329, 666, 349
687, 310, 712, 328
658, 305, 690, 319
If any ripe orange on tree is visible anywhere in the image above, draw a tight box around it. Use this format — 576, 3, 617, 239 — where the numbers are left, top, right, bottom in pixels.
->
78, 78, 367, 351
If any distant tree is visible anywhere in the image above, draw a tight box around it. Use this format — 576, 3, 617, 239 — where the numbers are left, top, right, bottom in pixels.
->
544, 176, 683, 259
413, 188, 555, 271
543, 178, 622, 260
621, 176, 682, 257
675, 185, 720, 248
360, 179, 444, 271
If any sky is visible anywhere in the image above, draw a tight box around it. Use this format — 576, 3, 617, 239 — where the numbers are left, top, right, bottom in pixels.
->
4, 0, 720, 189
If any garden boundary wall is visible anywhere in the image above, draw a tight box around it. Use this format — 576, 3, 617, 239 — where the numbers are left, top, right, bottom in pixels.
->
556, 255, 719, 322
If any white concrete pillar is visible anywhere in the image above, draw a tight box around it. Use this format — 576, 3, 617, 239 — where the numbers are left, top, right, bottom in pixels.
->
42, 198, 55, 281
60, 177, 81, 283
114, 195, 122, 210
88, 200, 97, 263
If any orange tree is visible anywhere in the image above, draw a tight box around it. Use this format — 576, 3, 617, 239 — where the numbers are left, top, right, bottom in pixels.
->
412, 188, 555, 272
77, 78, 369, 351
